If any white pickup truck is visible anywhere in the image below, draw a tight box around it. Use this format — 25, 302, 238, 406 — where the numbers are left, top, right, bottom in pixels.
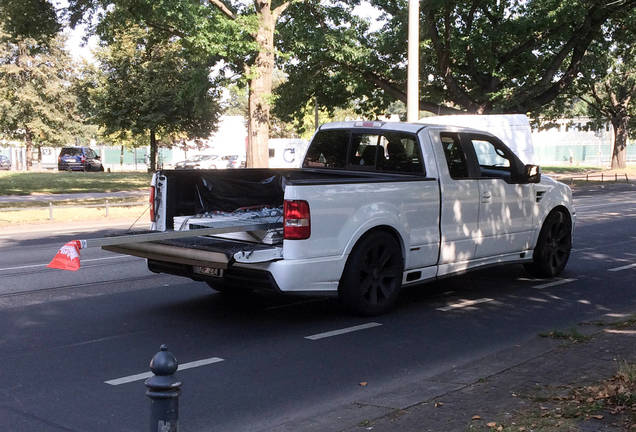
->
109, 121, 574, 315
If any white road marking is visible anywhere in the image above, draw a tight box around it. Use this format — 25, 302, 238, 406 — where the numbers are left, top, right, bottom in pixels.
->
577, 201, 636, 211
533, 278, 578, 289
604, 329, 636, 336
436, 298, 493, 312
0, 255, 137, 272
608, 263, 636, 272
0, 223, 151, 239
304, 322, 382, 340
105, 357, 224, 386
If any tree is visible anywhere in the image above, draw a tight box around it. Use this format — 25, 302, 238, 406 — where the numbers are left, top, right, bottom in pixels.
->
574, 12, 635, 169
0, 0, 60, 42
274, 0, 635, 122
0, 27, 87, 170
79, 24, 222, 171
207, 0, 300, 167
67, 0, 303, 168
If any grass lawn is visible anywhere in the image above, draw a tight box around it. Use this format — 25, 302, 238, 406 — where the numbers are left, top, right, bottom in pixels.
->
0, 171, 152, 196
541, 166, 602, 174
542, 165, 636, 175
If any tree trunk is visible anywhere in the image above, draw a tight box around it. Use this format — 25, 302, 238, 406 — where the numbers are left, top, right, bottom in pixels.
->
611, 115, 629, 169
25, 128, 33, 171
120, 145, 124, 166
246, 6, 275, 168
149, 129, 157, 172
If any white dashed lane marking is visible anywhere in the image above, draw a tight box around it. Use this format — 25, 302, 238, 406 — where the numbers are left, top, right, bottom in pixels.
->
105, 357, 224, 386
304, 322, 382, 340
436, 298, 493, 312
0, 255, 136, 272
533, 278, 578, 289
608, 263, 636, 272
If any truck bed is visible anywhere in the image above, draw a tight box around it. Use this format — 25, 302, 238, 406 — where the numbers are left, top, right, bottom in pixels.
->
157, 168, 426, 230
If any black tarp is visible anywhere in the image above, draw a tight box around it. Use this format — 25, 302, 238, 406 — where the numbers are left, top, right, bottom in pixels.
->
193, 174, 285, 213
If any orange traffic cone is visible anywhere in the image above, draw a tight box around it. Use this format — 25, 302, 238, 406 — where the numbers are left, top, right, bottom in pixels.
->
47, 240, 82, 271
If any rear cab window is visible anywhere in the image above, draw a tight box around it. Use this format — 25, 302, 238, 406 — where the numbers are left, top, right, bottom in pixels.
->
60, 148, 83, 157
303, 129, 425, 175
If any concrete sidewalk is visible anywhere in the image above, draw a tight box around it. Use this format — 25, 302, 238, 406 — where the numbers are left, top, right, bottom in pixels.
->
280, 314, 636, 432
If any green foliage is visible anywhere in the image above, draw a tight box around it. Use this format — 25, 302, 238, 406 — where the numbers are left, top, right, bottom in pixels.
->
0, 0, 60, 41
275, 0, 635, 120
79, 23, 222, 147
69, 0, 259, 78
574, 11, 635, 133
0, 27, 88, 148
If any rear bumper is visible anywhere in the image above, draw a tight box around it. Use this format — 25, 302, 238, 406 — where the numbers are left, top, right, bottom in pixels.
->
147, 259, 282, 293
58, 162, 85, 171
146, 253, 348, 294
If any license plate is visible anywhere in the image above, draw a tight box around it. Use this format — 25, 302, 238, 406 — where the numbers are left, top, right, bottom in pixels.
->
193, 266, 224, 277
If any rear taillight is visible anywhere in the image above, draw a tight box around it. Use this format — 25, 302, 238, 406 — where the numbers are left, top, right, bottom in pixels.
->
81, 155, 86, 163
149, 186, 156, 222
284, 200, 310, 240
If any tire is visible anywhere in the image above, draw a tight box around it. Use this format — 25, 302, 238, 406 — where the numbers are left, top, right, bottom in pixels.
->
339, 231, 404, 316
524, 210, 572, 278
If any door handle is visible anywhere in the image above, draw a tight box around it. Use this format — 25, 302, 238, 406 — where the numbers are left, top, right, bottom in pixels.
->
481, 192, 491, 203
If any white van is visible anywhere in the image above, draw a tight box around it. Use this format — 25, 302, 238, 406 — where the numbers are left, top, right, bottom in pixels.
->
420, 114, 536, 164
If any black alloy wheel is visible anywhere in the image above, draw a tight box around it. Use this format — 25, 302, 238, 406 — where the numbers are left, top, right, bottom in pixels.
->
339, 231, 404, 316
525, 210, 572, 278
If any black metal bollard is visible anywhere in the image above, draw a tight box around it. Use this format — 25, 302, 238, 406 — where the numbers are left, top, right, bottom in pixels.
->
145, 345, 182, 432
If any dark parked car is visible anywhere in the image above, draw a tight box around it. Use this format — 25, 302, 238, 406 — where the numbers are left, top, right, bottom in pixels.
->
0, 155, 10, 170
58, 147, 104, 172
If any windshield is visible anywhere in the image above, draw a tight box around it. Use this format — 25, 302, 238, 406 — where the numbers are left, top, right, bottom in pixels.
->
60, 148, 83, 156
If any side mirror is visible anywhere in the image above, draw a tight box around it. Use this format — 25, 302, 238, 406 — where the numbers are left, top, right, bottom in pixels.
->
525, 164, 541, 183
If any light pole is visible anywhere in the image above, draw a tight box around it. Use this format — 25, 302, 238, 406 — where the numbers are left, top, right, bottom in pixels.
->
407, 0, 420, 122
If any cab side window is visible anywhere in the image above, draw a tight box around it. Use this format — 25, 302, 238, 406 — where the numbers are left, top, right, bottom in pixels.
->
440, 133, 469, 179
466, 137, 514, 180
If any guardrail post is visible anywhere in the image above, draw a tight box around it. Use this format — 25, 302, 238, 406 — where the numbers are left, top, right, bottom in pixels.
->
49, 202, 53, 220
145, 345, 181, 432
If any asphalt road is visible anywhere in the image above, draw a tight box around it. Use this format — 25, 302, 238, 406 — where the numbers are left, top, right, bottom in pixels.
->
0, 187, 635, 432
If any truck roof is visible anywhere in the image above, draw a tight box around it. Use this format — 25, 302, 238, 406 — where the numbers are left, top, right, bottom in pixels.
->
319, 121, 494, 136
